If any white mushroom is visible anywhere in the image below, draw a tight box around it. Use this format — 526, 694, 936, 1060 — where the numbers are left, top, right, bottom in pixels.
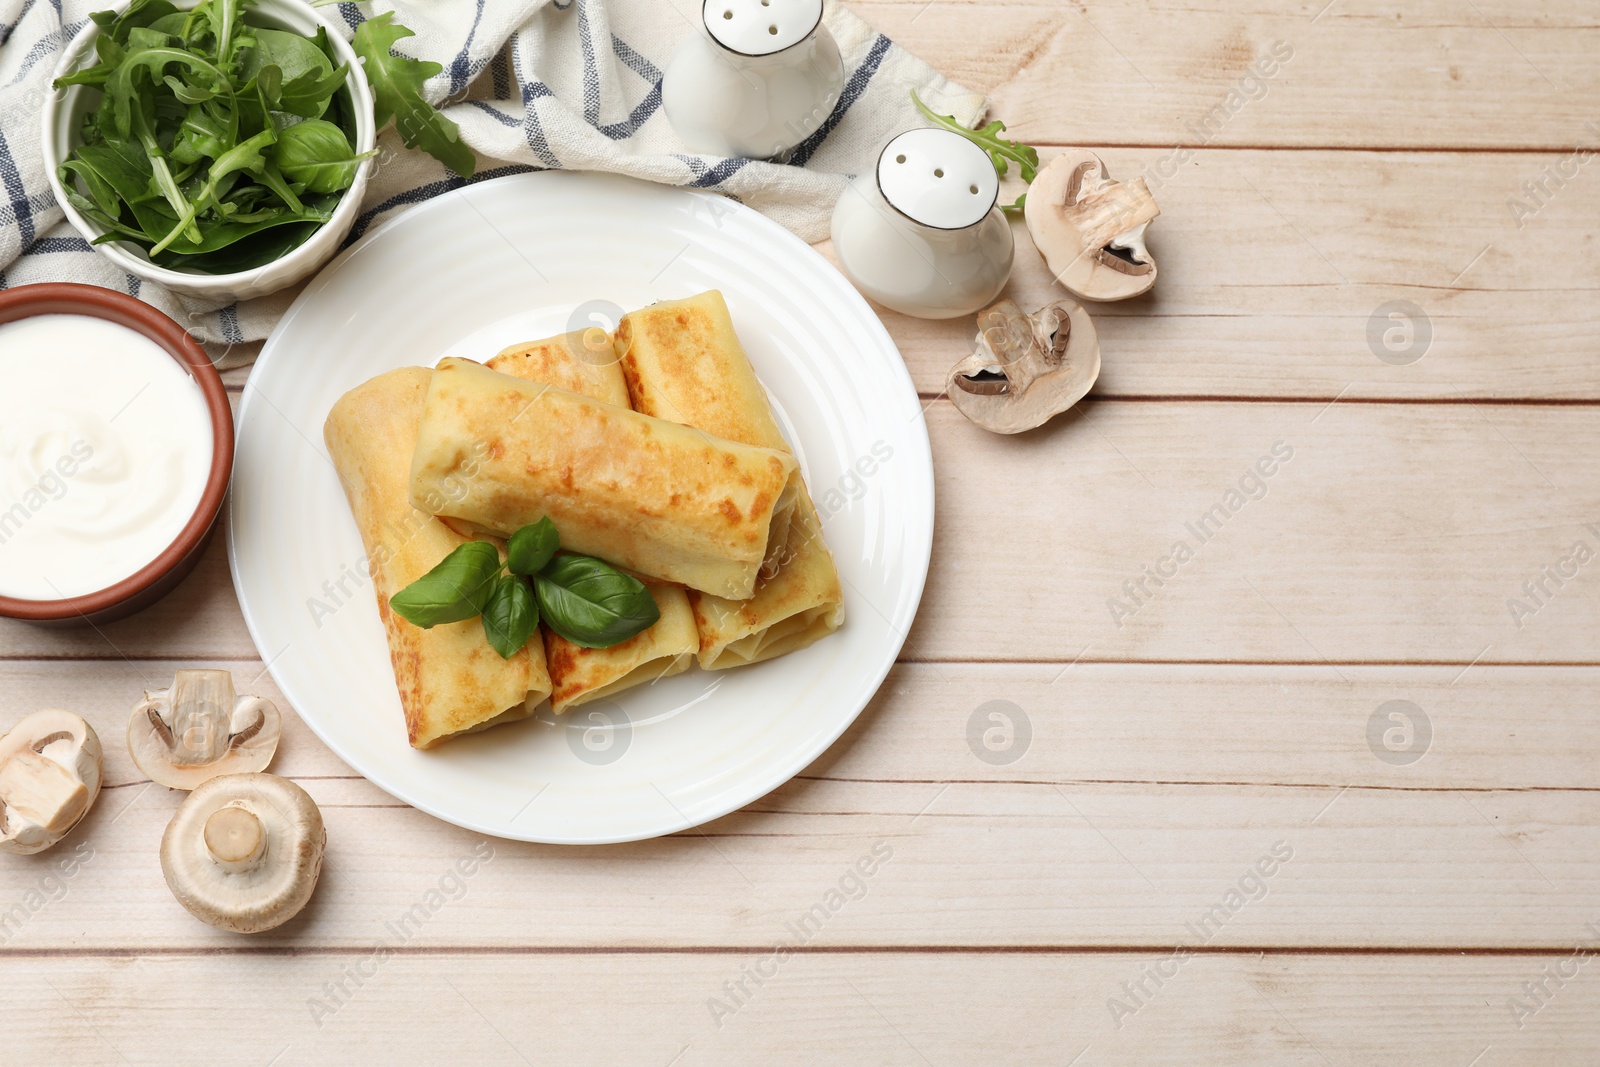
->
129, 670, 281, 790
0, 710, 103, 855
161, 773, 325, 933
1025, 149, 1161, 302
948, 298, 1101, 434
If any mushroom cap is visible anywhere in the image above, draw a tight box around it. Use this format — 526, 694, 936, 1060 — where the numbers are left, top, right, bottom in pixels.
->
161, 773, 325, 934
0, 710, 103, 855
948, 298, 1101, 434
129, 669, 281, 790
1025, 149, 1160, 303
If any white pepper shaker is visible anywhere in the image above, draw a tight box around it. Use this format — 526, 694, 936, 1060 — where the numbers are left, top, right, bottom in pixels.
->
663, 0, 844, 160
831, 128, 1015, 319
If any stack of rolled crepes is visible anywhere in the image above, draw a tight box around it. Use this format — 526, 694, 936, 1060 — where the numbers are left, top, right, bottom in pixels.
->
324, 290, 843, 749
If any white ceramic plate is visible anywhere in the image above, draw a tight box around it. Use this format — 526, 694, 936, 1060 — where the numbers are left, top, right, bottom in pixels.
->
229, 172, 934, 844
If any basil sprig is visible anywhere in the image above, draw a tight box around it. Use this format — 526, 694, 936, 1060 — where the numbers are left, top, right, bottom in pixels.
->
388, 518, 660, 657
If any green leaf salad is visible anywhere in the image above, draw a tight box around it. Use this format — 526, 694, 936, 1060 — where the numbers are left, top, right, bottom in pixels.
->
53, 0, 473, 273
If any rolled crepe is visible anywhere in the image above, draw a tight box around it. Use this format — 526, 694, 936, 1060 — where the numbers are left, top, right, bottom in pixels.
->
488, 329, 628, 404
409, 357, 799, 601
324, 367, 551, 749
616, 291, 844, 669
484, 340, 697, 713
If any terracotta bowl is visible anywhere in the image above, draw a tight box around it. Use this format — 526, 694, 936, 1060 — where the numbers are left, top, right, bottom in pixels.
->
0, 284, 234, 626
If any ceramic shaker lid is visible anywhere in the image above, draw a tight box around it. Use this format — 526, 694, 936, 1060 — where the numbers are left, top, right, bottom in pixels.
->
876, 128, 1000, 230
703, 0, 824, 56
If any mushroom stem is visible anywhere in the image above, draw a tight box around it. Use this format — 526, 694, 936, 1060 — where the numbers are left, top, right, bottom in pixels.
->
168, 670, 237, 766
0, 750, 88, 836
1065, 167, 1160, 253
203, 805, 267, 873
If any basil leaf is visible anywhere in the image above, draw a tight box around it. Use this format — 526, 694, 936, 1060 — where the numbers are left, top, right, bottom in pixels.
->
389, 541, 502, 628
481, 576, 539, 660
353, 12, 475, 178
534, 554, 660, 649
507, 518, 559, 576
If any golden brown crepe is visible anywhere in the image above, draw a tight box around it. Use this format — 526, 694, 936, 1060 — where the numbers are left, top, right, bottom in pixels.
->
324, 367, 551, 749
488, 330, 629, 405
483, 339, 698, 713
409, 357, 799, 601
616, 291, 844, 669
544, 584, 697, 712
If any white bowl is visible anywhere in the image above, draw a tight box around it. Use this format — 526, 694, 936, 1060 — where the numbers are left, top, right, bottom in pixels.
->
41, 0, 376, 303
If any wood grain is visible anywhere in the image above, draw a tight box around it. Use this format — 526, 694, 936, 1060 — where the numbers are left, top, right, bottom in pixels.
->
855, 0, 1600, 151
6, 660, 1597, 794
1, 761, 1596, 949
8, 953, 1599, 1066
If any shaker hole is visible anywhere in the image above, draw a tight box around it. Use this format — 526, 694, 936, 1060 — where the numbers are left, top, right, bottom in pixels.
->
934, 168, 945, 178
769, 24, 778, 33
895, 154, 907, 164
969, 184, 979, 194
723, 9, 733, 17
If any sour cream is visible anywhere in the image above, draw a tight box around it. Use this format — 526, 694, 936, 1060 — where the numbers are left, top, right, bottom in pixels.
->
0, 314, 214, 600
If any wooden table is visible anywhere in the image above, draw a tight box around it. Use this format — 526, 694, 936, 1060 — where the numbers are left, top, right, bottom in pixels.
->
6, 0, 1599, 1062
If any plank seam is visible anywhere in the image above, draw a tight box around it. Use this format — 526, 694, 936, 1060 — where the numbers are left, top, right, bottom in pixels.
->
0, 945, 1592, 958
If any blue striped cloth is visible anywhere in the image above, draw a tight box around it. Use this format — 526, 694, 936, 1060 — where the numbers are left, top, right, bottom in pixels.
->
0, 0, 984, 363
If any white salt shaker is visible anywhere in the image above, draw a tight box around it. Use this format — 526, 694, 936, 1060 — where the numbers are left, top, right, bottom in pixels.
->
831, 129, 1015, 319
663, 0, 844, 160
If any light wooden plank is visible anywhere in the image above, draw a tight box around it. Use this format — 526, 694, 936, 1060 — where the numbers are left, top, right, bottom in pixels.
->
5, 952, 1598, 1065
857, 0, 1600, 150
1, 772, 1596, 949
5, 401, 1597, 663
830, 147, 1600, 400
6, 661, 1595, 793
813, 664, 1600, 792
0, 659, 355, 784
911, 400, 1600, 662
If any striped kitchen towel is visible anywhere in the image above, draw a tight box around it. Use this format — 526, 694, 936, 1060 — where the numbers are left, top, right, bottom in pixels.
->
0, 0, 984, 364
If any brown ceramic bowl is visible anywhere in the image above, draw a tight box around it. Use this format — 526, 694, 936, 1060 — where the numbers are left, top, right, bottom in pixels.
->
0, 283, 233, 626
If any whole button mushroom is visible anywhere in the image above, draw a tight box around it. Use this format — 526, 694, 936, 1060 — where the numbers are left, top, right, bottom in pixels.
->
948, 298, 1101, 434
0, 710, 103, 855
129, 669, 281, 789
161, 773, 325, 933
1026, 149, 1161, 302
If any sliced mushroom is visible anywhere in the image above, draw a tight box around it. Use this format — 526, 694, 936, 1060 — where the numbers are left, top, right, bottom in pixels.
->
948, 298, 1101, 434
160, 773, 325, 933
129, 670, 281, 790
0, 710, 103, 855
1025, 149, 1160, 302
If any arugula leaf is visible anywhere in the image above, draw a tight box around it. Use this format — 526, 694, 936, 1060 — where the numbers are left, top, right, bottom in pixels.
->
534, 554, 659, 650
481, 576, 539, 660
911, 90, 1039, 215
389, 541, 503, 628
353, 12, 474, 178
241, 27, 343, 117
507, 518, 559, 576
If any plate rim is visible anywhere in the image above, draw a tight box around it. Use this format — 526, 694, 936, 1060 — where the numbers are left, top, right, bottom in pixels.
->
227, 170, 935, 845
